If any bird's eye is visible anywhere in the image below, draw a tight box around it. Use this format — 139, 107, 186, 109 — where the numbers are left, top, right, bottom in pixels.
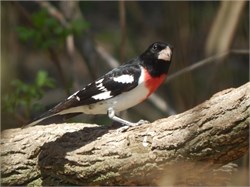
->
152, 44, 158, 51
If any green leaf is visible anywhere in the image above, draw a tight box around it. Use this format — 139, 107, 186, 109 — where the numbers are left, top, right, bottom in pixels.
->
2, 70, 56, 120
70, 19, 90, 35
45, 17, 58, 28
32, 10, 48, 28
36, 70, 48, 87
16, 27, 36, 42
32, 103, 44, 113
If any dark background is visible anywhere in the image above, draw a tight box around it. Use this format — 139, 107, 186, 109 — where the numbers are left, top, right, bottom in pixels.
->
1, 1, 249, 128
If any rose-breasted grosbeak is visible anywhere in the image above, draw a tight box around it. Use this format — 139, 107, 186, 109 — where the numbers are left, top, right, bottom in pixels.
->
27, 42, 173, 127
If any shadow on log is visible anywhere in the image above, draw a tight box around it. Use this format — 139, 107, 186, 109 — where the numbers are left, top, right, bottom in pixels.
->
1, 82, 249, 186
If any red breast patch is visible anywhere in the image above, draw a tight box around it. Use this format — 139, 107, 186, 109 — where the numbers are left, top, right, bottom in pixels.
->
144, 69, 166, 97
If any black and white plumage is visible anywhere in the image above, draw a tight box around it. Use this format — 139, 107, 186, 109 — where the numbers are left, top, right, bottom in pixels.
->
27, 42, 173, 127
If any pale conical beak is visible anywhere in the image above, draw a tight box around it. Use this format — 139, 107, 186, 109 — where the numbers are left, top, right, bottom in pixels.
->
158, 46, 172, 61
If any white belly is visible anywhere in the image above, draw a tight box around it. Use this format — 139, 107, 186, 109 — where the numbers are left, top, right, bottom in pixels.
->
58, 83, 149, 115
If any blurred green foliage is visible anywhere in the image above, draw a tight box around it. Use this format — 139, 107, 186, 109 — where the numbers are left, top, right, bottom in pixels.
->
16, 9, 89, 49
7, 9, 90, 121
3, 70, 55, 119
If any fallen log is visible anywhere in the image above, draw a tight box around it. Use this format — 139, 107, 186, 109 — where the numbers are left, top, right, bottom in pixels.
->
1, 82, 249, 186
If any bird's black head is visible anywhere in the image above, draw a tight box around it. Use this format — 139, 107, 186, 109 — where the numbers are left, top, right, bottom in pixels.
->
140, 42, 173, 77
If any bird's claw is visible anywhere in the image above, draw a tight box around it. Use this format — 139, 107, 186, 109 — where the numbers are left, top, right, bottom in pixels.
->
116, 119, 149, 133
136, 119, 150, 125
116, 126, 130, 133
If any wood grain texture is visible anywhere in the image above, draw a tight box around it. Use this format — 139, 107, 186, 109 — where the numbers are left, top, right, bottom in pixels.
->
1, 82, 249, 186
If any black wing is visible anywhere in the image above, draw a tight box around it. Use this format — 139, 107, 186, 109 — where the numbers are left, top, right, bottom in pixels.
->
71, 64, 140, 104
46, 62, 141, 114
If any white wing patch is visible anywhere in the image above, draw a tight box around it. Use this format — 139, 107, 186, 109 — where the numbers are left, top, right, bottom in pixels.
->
92, 91, 112, 100
95, 78, 108, 92
113, 74, 134, 84
96, 78, 104, 84
67, 90, 79, 100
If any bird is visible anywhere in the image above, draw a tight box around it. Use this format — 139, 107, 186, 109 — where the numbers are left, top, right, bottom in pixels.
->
26, 42, 173, 128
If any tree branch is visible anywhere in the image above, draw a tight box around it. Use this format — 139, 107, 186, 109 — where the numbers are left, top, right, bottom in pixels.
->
1, 82, 249, 186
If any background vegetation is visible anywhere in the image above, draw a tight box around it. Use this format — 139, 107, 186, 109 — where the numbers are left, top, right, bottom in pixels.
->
1, 1, 249, 185
2, 1, 248, 129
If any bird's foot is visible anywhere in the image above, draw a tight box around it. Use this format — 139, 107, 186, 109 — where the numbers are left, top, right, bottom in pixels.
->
107, 108, 149, 133
116, 119, 150, 133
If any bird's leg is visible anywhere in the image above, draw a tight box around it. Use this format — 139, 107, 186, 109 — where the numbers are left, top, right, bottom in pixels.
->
108, 108, 134, 126
107, 108, 149, 131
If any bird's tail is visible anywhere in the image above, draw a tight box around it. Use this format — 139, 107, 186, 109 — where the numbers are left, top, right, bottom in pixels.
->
24, 110, 81, 128
24, 95, 83, 128
25, 111, 53, 127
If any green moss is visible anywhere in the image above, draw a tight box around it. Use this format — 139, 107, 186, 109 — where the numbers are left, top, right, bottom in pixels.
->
27, 178, 43, 187
93, 171, 120, 184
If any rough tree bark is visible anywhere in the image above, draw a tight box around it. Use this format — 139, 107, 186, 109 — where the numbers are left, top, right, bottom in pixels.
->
1, 82, 249, 186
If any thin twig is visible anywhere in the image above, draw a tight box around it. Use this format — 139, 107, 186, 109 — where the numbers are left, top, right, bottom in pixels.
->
48, 49, 69, 95
231, 49, 250, 54
166, 49, 249, 83
119, 0, 126, 63
96, 44, 120, 68
36, 1, 68, 27
148, 93, 176, 115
